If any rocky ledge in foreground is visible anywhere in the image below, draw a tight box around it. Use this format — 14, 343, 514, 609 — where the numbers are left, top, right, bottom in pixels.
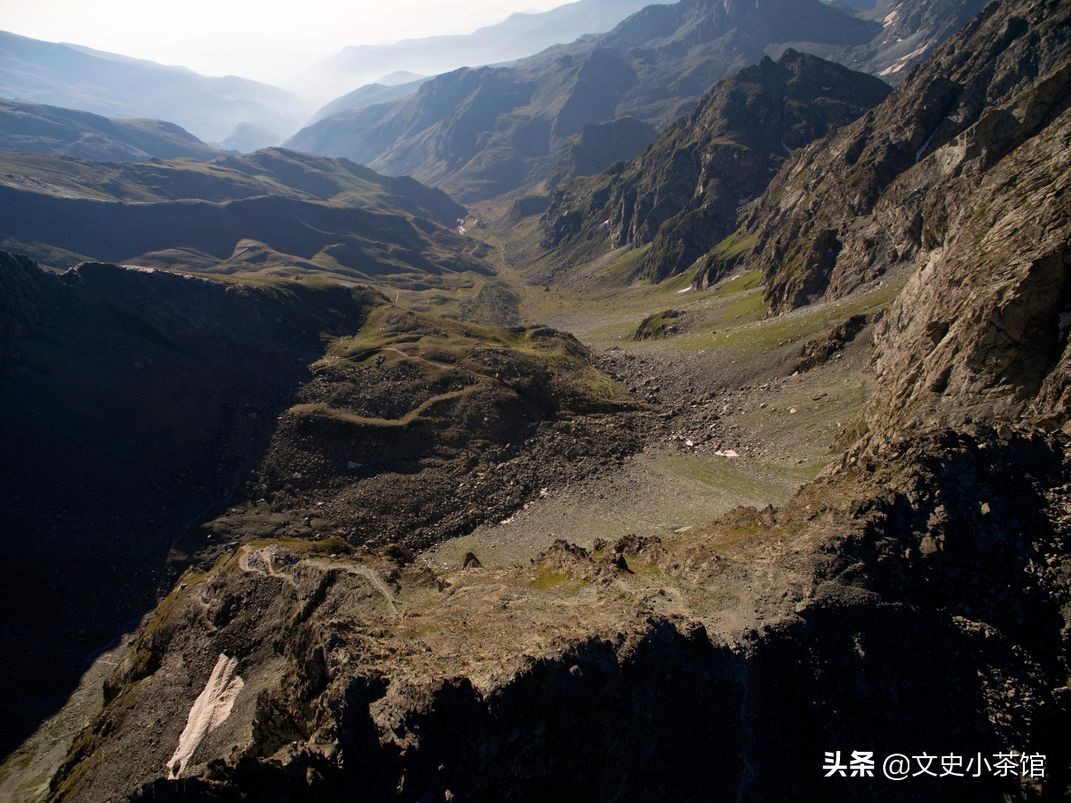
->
53, 424, 1069, 802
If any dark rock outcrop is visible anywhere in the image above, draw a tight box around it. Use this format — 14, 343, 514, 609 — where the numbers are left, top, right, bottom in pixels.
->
793, 313, 871, 373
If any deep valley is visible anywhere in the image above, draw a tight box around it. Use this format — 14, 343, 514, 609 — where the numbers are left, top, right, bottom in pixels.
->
0, 0, 1068, 800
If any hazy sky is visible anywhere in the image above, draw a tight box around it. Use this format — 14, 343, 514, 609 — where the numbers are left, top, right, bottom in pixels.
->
0, 0, 569, 86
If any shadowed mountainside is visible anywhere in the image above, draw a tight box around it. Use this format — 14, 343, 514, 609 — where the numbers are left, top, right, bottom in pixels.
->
0, 254, 378, 756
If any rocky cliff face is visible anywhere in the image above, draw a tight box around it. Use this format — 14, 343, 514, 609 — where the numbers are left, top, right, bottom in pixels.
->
744, 0, 1071, 312
867, 92, 1071, 435
787, 0, 990, 80
541, 50, 891, 282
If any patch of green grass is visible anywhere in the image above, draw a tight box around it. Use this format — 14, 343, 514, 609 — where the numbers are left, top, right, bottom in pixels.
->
708, 229, 758, 262
290, 389, 481, 429
634, 309, 684, 340
244, 536, 352, 556
648, 261, 702, 294
720, 289, 768, 321
592, 244, 652, 286
709, 523, 772, 554
623, 559, 664, 578
679, 279, 902, 356
530, 567, 589, 594
712, 269, 763, 297
0, 742, 35, 775
659, 455, 780, 499
779, 462, 828, 482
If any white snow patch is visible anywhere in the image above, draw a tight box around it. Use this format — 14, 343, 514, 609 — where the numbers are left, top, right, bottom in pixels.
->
915, 125, 941, 163
714, 449, 740, 459
167, 654, 245, 779
879, 44, 930, 76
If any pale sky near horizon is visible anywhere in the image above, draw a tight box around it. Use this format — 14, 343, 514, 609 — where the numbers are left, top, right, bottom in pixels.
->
0, 0, 569, 86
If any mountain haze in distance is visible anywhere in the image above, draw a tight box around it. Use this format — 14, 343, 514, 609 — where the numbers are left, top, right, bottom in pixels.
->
309, 76, 431, 125
0, 31, 312, 147
0, 99, 220, 161
304, 0, 669, 103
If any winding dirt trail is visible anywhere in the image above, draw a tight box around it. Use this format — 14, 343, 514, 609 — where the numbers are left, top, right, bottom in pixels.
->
238, 547, 400, 615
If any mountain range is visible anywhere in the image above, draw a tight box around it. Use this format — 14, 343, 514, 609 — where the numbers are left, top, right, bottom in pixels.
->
540, 49, 892, 282
743, 0, 1071, 314
288, 0, 987, 202
308, 74, 430, 124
